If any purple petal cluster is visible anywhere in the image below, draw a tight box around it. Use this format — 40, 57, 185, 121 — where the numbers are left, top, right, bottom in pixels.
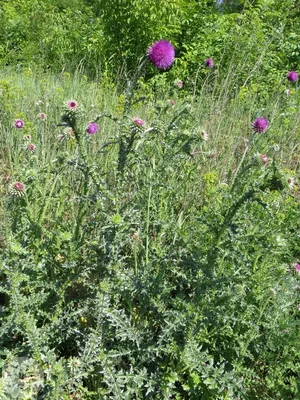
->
87, 122, 98, 135
287, 71, 298, 82
147, 40, 175, 70
133, 118, 145, 126
15, 119, 24, 129
252, 117, 268, 133
204, 58, 214, 68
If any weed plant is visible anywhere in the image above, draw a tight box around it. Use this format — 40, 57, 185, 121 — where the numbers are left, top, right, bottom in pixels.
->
0, 55, 299, 399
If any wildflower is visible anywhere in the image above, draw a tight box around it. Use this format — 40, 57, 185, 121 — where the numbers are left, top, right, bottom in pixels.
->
204, 58, 214, 68
15, 119, 24, 129
294, 263, 300, 272
147, 40, 175, 70
287, 71, 298, 82
252, 117, 268, 133
87, 122, 99, 135
176, 80, 183, 89
39, 113, 46, 120
133, 118, 145, 126
261, 154, 268, 165
66, 100, 78, 111
10, 181, 25, 196
27, 143, 36, 152
201, 130, 209, 141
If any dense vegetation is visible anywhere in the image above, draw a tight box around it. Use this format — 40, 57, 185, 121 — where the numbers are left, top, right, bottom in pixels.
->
0, 0, 300, 87
0, 0, 299, 399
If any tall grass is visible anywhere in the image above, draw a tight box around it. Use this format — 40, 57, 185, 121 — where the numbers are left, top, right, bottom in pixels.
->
0, 65, 299, 399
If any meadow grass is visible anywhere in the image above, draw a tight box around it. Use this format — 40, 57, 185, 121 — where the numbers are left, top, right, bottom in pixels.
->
0, 66, 299, 399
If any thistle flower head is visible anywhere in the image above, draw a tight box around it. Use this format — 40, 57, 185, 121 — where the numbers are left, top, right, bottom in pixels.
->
27, 143, 36, 152
39, 113, 46, 120
287, 71, 298, 82
294, 263, 300, 272
252, 117, 268, 133
15, 119, 24, 129
176, 80, 183, 89
66, 100, 78, 111
87, 122, 99, 135
10, 181, 25, 196
62, 99, 82, 126
204, 58, 214, 68
133, 118, 145, 126
147, 40, 175, 70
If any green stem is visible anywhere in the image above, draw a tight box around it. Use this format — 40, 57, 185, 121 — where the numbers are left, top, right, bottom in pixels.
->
145, 184, 152, 267
232, 132, 255, 186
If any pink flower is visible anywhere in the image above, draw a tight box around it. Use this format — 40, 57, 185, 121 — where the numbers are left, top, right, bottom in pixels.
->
176, 80, 183, 89
261, 154, 268, 165
87, 122, 99, 135
13, 181, 25, 191
252, 117, 269, 133
294, 263, 300, 272
147, 40, 175, 70
133, 118, 145, 126
10, 181, 26, 197
27, 143, 36, 152
287, 71, 298, 82
15, 119, 24, 129
204, 58, 214, 68
39, 113, 46, 120
66, 100, 78, 110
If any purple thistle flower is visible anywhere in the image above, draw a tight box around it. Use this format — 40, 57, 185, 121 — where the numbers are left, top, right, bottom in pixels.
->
252, 117, 269, 133
133, 118, 145, 126
66, 100, 78, 111
14, 181, 25, 191
147, 40, 175, 70
10, 181, 26, 196
294, 263, 300, 272
287, 71, 298, 82
27, 143, 36, 152
87, 122, 99, 135
204, 58, 214, 68
15, 119, 24, 129
39, 113, 46, 120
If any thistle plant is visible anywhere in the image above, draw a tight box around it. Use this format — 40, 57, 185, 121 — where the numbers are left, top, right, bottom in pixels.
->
0, 52, 299, 400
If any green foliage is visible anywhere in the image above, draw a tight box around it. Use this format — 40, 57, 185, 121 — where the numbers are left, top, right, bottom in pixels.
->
1, 0, 300, 97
